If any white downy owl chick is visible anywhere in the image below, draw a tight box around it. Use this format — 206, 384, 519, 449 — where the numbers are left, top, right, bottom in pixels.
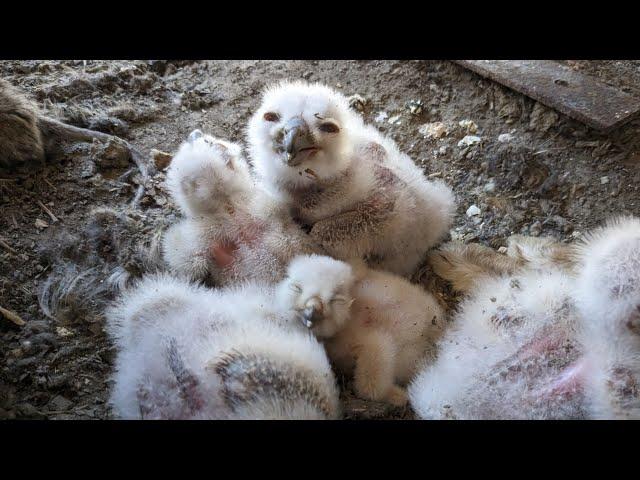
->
409, 218, 640, 420
247, 81, 456, 277
574, 217, 640, 419
163, 130, 321, 285
276, 254, 446, 406
107, 273, 341, 420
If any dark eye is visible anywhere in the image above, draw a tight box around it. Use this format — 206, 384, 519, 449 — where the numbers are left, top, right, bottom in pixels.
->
319, 122, 340, 134
263, 112, 280, 122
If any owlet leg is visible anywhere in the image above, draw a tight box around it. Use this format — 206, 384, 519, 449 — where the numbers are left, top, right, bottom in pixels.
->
354, 332, 407, 406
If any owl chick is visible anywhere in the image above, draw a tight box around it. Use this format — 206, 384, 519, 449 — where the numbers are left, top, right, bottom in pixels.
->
409, 217, 640, 420
162, 130, 321, 286
107, 273, 341, 420
574, 217, 640, 419
276, 254, 446, 406
247, 81, 456, 277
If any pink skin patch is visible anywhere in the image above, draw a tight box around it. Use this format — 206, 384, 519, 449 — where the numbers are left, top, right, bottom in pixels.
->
487, 326, 586, 406
209, 241, 238, 270
207, 216, 268, 270
536, 358, 587, 401
514, 327, 568, 360
356, 142, 387, 164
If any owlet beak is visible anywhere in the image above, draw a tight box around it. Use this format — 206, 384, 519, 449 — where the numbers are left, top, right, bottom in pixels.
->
300, 296, 324, 328
280, 117, 317, 167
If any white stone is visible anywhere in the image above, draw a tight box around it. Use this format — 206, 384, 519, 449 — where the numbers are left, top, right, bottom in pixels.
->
35, 218, 49, 229
458, 119, 478, 133
458, 135, 482, 148
498, 133, 514, 143
419, 122, 447, 139
375, 111, 388, 123
466, 204, 481, 217
449, 229, 464, 241
483, 180, 496, 193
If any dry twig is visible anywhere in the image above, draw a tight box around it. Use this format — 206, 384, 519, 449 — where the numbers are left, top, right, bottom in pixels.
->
37, 200, 59, 223
0, 306, 26, 326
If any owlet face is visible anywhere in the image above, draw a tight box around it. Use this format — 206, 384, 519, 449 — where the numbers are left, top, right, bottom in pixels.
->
276, 254, 355, 338
248, 82, 354, 187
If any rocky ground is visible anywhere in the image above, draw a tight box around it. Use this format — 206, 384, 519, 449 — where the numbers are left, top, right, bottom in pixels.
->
1, 60, 639, 420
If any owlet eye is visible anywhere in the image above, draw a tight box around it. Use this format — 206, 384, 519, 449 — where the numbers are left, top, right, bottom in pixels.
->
289, 283, 302, 293
331, 295, 348, 305
263, 112, 280, 122
318, 121, 340, 134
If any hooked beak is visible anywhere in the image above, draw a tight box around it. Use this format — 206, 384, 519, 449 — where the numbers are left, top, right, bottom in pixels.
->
279, 117, 317, 167
300, 296, 324, 329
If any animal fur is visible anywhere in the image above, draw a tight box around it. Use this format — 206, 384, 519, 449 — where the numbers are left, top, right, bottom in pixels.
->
409, 218, 640, 419
107, 273, 341, 419
277, 254, 445, 406
0, 78, 46, 169
247, 81, 456, 277
0, 78, 150, 205
38, 207, 164, 326
163, 131, 322, 286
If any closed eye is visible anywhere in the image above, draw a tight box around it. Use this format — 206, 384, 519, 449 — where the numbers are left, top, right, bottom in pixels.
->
331, 295, 348, 305
289, 283, 302, 293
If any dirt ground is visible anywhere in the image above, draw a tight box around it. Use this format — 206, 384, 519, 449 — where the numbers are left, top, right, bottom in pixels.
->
1, 60, 640, 420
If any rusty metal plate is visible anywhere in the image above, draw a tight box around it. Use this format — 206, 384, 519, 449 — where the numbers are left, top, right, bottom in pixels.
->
454, 60, 640, 132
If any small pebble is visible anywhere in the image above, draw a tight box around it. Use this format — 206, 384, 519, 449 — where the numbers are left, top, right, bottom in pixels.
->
458, 119, 478, 133
600, 176, 609, 185
466, 204, 481, 217
375, 111, 388, 123
419, 122, 447, 139
498, 133, 514, 143
407, 99, 424, 115
347, 94, 367, 112
449, 229, 464, 241
388, 115, 401, 125
483, 180, 496, 193
56, 326, 74, 337
497, 246, 508, 254
458, 135, 482, 148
